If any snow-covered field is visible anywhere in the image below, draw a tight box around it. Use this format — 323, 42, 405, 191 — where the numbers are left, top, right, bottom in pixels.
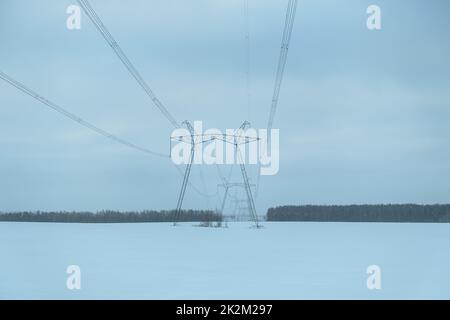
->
1, 221, 449, 299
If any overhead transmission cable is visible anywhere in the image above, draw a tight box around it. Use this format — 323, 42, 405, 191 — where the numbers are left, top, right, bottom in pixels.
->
76, 0, 180, 128
1, 69, 219, 201
0, 70, 167, 158
244, 0, 251, 121
266, 0, 298, 132
198, 165, 213, 209
1, 70, 220, 199
77, 0, 223, 202
174, 164, 218, 198
256, 0, 298, 197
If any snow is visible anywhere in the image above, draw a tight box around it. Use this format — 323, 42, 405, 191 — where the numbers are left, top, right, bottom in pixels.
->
1, 221, 449, 299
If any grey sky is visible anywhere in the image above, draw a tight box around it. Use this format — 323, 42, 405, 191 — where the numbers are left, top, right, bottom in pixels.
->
1, 0, 449, 213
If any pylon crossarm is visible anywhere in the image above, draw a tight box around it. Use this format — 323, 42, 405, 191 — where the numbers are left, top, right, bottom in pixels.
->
171, 134, 259, 146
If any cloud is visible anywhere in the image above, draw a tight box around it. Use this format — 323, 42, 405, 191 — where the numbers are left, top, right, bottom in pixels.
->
1, 0, 449, 211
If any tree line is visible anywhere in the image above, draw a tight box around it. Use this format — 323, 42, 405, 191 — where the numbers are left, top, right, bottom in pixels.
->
0, 210, 222, 223
266, 204, 450, 223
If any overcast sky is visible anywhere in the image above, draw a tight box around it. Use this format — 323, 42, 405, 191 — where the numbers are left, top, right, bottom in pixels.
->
1, 0, 449, 213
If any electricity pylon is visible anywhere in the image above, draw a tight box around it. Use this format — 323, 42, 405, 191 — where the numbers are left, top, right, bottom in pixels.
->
218, 181, 256, 219
171, 120, 261, 228
228, 196, 251, 221
236, 200, 251, 221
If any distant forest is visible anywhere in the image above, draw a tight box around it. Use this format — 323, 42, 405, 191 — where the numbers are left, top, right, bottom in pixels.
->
3, 205, 450, 223
266, 205, 450, 223
0, 210, 222, 223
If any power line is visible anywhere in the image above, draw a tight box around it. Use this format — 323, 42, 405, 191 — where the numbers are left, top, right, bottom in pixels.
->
198, 165, 213, 209
1, 70, 219, 200
267, 0, 298, 131
256, 0, 298, 197
173, 164, 218, 198
244, 0, 251, 121
76, 1, 223, 201
76, 0, 180, 128
0, 70, 168, 158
